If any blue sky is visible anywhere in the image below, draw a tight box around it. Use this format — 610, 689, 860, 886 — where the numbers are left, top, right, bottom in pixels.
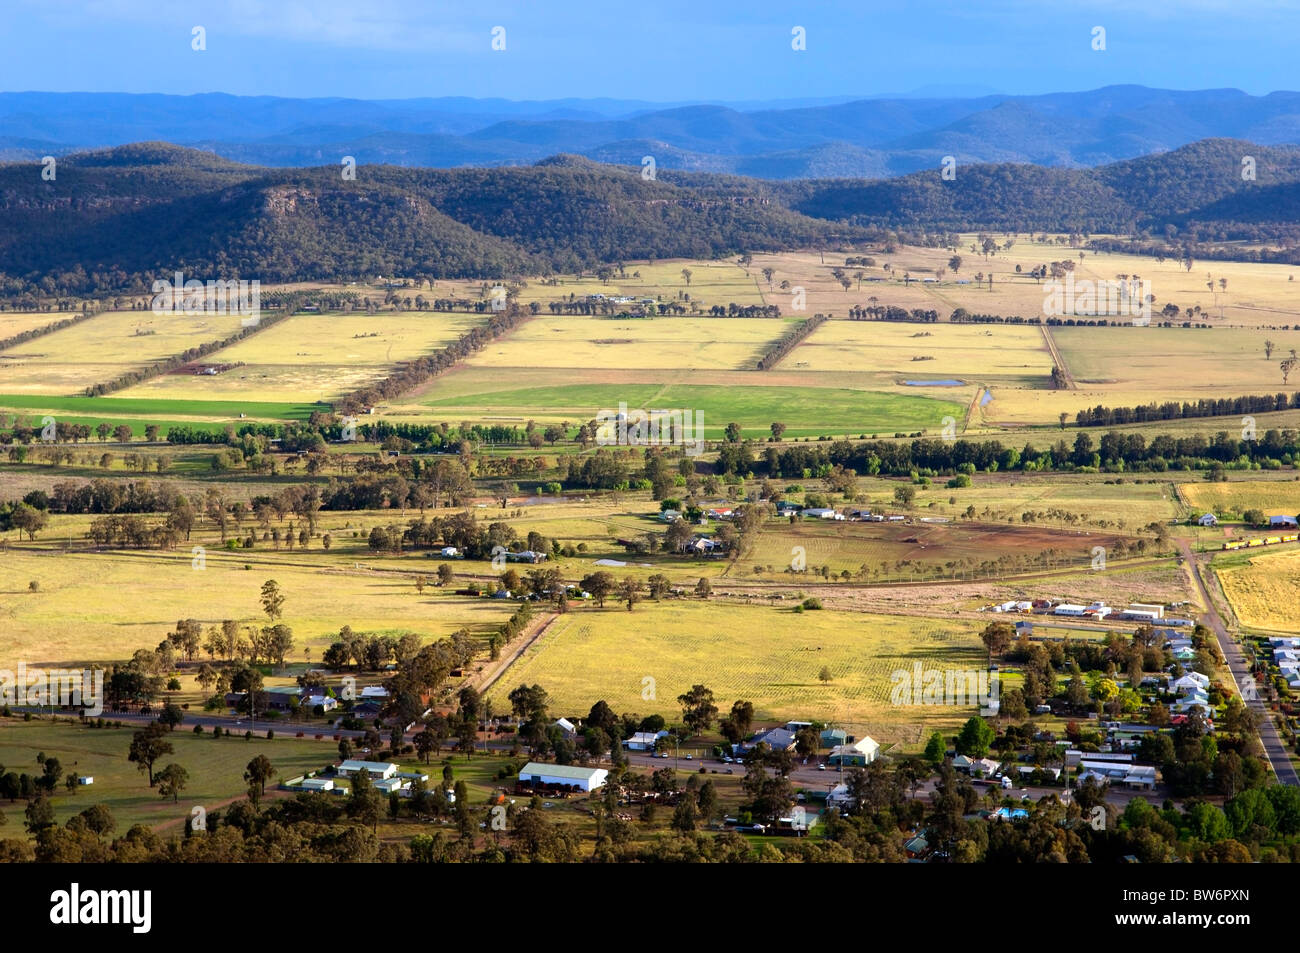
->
4, 0, 1297, 102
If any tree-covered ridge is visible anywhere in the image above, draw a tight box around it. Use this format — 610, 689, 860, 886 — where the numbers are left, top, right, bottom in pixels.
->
5, 138, 1300, 297
0, 149, 862, 296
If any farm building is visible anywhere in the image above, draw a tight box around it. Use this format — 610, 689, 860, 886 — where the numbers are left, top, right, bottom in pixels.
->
337, 760, 399, 780
827, 736, 879, 766
1053, 604, 1086, 616
624, 730, 668, 750
518, 762, 607, 792
820, 727, 848, 748
801, 507, 842, 520
300, 777, 334, 792
1121, 607, 1162, 622
553, 718, 578, 738
1197, 513, 1218, 526
505, 550, 548, 563
1270, 515, 1299, 528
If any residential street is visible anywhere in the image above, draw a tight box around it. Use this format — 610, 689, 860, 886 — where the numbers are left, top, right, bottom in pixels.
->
1180, 540, 1298, 786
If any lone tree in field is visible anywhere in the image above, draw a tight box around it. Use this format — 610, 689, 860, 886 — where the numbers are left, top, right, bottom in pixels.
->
680, 268, 692, 287
1265, 339, 1275, 359
127, 722, 174, 787
618, 576, 643, 611
579, 571, 615, 607
260, 579, 284, 621
677, 685, 719, 736
980, 620, 1015, 665
818, 666, 833, 683
695, 577, 712, 599
157, 763, 189, 802
10, 503, 47, 541
243, 755, 275, 809
1282, 349, 1299, 386
437, 563, 455, 587
770, 421, 786, 441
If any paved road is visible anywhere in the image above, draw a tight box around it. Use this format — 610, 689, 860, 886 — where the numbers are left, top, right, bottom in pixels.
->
1179, 540, 1298, 786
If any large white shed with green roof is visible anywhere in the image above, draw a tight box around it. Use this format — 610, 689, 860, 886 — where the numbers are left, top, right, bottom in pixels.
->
518, 761, 608, 792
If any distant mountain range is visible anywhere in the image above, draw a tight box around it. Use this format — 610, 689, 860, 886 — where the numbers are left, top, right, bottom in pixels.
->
4, 137, 1300, 298
7, 87, 1300, 178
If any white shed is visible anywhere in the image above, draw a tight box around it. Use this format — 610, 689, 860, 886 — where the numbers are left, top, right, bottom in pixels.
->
518, 761, 608, 792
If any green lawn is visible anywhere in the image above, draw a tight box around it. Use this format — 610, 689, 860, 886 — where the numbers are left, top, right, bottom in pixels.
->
0, 716, 340, 833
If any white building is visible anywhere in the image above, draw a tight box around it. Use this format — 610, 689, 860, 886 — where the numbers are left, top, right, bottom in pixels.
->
337, 760, 399, 780
518, 761, 608, 792
1054, 604, 1086, 616
624, 730, 668, 750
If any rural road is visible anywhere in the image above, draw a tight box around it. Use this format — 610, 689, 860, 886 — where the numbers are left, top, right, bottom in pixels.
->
1039, 324, 1075, 389
1178, 539, 1298, 786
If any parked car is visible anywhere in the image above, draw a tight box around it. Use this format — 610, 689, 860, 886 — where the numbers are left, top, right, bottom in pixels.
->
817, 763, 827, 771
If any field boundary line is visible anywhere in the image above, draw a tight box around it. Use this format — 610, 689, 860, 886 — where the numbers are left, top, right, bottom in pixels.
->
474, 610, 559, 695
1039, 324, 1075, 389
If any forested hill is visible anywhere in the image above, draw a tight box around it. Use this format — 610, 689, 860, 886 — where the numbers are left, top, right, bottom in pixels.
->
3, 138, 1300, 296
773, 139, 1300, 232
0, 147, 862, 294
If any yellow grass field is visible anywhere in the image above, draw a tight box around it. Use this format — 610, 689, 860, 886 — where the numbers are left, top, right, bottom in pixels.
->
462, 314, 796, 372
123, 311, 483, 402
785, 319, 1051, 378
1179, 478, 1300, 518
0, 311, 67, 341
0, 546, 517, 665
488, 601, 987, 749
749, 239, 1300, 328
1216, 549, 1300, 632
448, 259, 767, 310
0, 309, 250, 395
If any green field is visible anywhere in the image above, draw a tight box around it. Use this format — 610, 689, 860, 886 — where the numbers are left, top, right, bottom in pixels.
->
0, 717, 339, 833
421, 381, 963, 439
0, 394, 325, 421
